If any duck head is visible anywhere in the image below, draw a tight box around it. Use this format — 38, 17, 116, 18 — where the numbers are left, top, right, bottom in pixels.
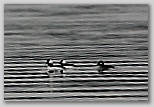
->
97, 60, 104, 66
59, 59, 67, 65
46, 58, 53, 67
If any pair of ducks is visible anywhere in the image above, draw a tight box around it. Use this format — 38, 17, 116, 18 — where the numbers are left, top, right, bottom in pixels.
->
46, 59, 115, 76
46, 59, 76, 74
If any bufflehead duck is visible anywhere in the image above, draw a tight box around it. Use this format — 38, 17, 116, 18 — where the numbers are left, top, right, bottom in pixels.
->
46, 59, 64, 76
97, 60, 115, 73
59, 59, 76, 69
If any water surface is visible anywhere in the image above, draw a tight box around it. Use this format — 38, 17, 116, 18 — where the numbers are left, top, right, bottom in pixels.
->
4, 4, 148, 101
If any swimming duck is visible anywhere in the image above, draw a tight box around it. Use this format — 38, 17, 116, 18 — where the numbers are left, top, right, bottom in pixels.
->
46, 59, 64, 76
97, 60, 115, 73
59, 59, 76, 69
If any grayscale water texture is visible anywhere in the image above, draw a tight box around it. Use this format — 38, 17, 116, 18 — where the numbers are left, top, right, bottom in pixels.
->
4, 4, 148, 101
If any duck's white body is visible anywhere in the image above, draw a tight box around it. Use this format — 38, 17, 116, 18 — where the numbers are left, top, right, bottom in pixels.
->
46, 59, 64, 77
47, 66, 63, 72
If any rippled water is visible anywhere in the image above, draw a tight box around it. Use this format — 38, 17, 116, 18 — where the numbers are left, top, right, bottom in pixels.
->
4, 4, 148, 101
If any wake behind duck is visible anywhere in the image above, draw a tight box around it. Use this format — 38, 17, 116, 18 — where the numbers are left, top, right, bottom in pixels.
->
59, 59, 76, 69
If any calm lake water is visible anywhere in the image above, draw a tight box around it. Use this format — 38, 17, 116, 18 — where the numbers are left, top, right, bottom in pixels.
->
4, 4, 148, 101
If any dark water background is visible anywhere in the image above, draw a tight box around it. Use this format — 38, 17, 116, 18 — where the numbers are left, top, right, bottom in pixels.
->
4, 4, 148, 101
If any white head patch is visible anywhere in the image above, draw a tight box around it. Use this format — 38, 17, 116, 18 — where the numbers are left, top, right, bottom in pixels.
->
49, 59, 53, 64
62, 60, 67, 64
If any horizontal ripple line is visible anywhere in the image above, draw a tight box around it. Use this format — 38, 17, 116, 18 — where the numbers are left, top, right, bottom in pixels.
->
4, 70, 148, 74
4, 88, 148, 93
4, 82, 148, 87
53, 75, 148, 78
4, 60, 148, 64
65, 72, 148, 74
4, 75, 148, 79
51, 79, 148, 83
4, 95, 148, 100
4, 76, 48, 79
4, 83, 148, 88
52, 89, 148, 93
4, 72, 148, 76
4, 63, 148, 68
4, 72, 47, 75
